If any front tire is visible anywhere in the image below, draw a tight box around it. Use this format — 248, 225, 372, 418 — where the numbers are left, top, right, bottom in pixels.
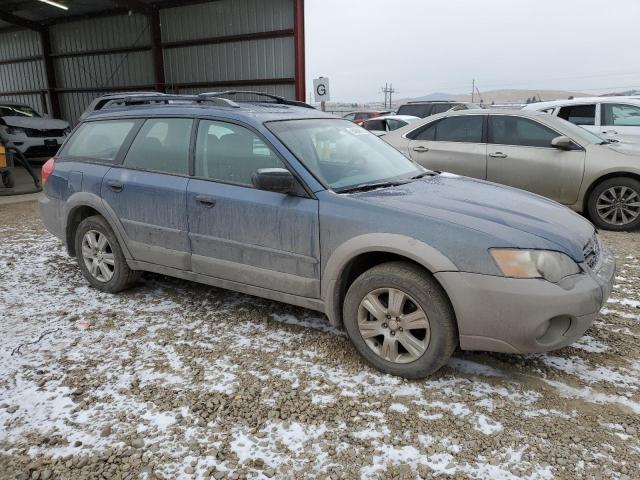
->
343, 261, 457, 378
74, 215, 140, 293
587, 177, 640, 231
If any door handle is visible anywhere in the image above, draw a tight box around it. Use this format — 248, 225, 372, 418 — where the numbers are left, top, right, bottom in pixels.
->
196, 195, 216, 207
489, 152, 508, 158
107, 180, 123, 192
412, 146, 430, 152
602, 130, 618, 135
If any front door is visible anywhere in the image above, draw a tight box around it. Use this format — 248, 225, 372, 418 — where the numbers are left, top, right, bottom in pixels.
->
600, 103, 640, 143
407, 114, 487, 179
101, 117, 194, 269
486, 115, 585, 205
187, 119, 321, 298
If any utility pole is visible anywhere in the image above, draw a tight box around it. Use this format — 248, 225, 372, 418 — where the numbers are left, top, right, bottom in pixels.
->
381, 83, 397, 110
471, 78, 475, 103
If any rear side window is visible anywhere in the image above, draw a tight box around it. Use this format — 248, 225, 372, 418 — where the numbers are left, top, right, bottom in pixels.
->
195, 120, 284, 186
434, 116, 483, 142
123, 118, 192, 175
557, 104, 596, 125
489, 116, 558, 148
430, 103, 454, 115
363, 119, 386, 131
63, 120, 136, 162
601, 103, 640, 126
397, 104, 432, 118
410, 116, 483, 143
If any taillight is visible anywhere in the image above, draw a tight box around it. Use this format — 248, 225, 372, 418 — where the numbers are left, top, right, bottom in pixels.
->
42, 157, 56, 185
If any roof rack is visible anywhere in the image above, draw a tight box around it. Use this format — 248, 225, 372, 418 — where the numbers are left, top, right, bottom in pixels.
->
114, 94, 240, 108
199, 90, 315, 109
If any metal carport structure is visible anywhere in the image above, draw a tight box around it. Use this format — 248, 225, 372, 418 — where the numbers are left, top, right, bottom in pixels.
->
0, 0, 306, 123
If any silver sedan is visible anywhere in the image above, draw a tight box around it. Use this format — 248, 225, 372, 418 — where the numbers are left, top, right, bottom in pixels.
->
383, 109, 640, 230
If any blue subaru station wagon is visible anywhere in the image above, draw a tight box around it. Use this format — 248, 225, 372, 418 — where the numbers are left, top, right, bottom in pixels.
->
39, 92, 615, 378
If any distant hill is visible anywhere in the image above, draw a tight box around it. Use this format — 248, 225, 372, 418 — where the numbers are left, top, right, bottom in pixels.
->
398, 89, 590, 105
454, 89, 589, 104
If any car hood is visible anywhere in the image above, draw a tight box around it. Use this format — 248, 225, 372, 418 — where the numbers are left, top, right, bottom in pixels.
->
349, 173, 595, 261
604, 141, 640, 157
1, 116, 69, 130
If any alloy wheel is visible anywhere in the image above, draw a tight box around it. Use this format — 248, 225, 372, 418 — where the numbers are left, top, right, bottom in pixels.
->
357, 287, 430, 364
81, 229, 115, 282
596, 186, 640, 226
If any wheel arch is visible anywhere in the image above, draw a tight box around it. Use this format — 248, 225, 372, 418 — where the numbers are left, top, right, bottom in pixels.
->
583, 171, 640, 212
321, 233, 458, 327
63, 192, 131, 259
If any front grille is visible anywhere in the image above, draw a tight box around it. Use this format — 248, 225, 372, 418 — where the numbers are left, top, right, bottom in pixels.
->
24, 128, 65, 138
583, 234, 601, 269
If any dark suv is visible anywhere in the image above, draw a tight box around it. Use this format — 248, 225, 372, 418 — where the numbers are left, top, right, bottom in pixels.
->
397, 101, 481, 118
39, 92, 614, 378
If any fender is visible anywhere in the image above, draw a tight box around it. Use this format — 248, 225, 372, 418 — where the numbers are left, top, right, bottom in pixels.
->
321, 233, 458, 325
63, 192, 133, 260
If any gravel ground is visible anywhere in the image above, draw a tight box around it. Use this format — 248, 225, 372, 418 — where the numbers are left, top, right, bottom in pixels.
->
1, 201, 639, 480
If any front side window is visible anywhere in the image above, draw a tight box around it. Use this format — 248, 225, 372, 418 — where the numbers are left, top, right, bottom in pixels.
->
343, 113, 356, 121
64, 120, 136, 162
602, 103, 640, 126
267, 119, 422, 191
123, 118, 192, 175
195, 120, 284, 186
489, 115, 558, 148
557, 104, 596, 125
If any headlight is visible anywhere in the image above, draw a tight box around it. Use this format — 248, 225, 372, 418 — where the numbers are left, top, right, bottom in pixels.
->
5, 126, 26, 136
490, 249, 581, 283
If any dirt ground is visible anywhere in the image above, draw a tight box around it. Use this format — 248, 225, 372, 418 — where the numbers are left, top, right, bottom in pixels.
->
1, 201, 639, 480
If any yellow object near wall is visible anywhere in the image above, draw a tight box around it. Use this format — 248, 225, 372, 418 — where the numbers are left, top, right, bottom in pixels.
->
0, 144, 6, 168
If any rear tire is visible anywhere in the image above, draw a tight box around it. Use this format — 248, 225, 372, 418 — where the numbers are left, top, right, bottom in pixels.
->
1, 170, 14, 188
74, 215, 140, 293
587, 177, 640, 231
343, 261, 457, 378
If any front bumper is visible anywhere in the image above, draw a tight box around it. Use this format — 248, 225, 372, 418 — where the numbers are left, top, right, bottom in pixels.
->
2, 135, 65, 157
435, 243, 616, 354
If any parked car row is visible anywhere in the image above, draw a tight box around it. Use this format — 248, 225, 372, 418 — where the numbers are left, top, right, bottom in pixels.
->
39, 92, 615, 379
383, 109, 640, 230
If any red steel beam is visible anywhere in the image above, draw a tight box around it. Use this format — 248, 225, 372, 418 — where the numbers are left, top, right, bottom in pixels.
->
293, 0, 306, 101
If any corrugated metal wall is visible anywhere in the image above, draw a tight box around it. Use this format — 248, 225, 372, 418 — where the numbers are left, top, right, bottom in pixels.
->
161, 0, 295, 97
0, 29, 47, 112
0, 0, 298, 123
50, 13, 155, 122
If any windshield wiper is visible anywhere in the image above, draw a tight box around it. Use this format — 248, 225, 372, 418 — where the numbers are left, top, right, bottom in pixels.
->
336, 180, 408, 194
409, 171, 434, 180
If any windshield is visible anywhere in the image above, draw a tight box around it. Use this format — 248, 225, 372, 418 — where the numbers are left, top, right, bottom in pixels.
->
267, 119, 424, 191
0, 104, 40, 118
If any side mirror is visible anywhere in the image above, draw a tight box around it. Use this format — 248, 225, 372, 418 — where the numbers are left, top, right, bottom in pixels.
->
251, 168, 295, 194
551, 135, 574, 150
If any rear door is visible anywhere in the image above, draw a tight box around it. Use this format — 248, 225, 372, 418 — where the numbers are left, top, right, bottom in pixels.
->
486, 115, 585, 205
187, 119, 321, 298
101, 117, 194, 270
407, 114, 487, 179
600, 102, 640, 143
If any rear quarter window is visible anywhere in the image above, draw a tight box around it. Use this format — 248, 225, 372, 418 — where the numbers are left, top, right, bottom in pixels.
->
61, 120, 137, 162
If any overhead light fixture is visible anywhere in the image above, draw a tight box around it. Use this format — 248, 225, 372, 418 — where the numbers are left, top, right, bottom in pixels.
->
38, 0, 69, 10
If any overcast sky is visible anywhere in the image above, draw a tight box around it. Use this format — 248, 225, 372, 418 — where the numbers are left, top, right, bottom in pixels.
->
304, 0, 640, 102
